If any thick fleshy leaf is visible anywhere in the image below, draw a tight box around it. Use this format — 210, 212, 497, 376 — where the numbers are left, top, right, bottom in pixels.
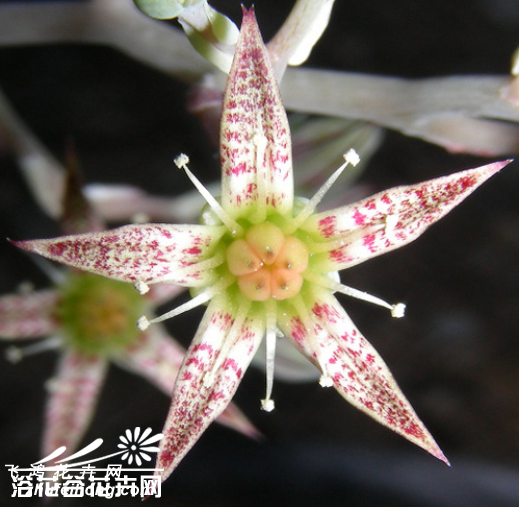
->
267, 0, 335, 76
115, 325, 260, 439
12, 223, 226, 287
42, 351, 108, 459
0, 290, 58, 339
220, 8, 293, 219
155, 293, 264, 482
302, 160, 510, 272
278, 287, 448, 464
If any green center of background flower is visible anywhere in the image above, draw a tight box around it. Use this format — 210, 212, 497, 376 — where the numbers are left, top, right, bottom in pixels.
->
55, 272, 145, 356
225, 222, 309, 301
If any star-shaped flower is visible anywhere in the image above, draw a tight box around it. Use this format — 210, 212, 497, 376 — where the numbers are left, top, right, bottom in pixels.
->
1, 151, 258, 463
13, 8, 510, 482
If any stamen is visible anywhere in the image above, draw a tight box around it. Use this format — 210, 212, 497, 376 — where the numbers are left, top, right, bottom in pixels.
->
305, 271, 406, 318
174, 154, 243, 236
203, 298, 252, 388
284, 149, 360, 235
137, 274, 235, 330
261, 299, 277, 412
5, 337, 62, 363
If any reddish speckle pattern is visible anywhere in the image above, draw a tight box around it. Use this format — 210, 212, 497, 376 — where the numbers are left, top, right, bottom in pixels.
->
43, 351, 108, 459
317, 216, 336, 238
277, 287, 447, 462
16, 223, 225, 286
0, 290, 59, 338
303, 161, 506, 272
156, 295, 264, 481
220, 8, 293, 218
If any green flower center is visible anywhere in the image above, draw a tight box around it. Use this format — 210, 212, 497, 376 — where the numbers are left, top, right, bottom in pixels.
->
226, 222, 309, 301
55, 272, 145, 356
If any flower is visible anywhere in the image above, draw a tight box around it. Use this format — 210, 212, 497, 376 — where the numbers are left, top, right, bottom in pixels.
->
118, 427, 163, 466
13, 8, 510, 483
1, 152, 258, 463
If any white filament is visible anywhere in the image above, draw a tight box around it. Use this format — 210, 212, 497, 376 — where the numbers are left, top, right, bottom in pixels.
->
261, 299, 277, 412
5, 337, 62, 363
304, 271, 406, 318
137, 275, 235, 330
174, 153, 243, 236
284, 149, 360, 235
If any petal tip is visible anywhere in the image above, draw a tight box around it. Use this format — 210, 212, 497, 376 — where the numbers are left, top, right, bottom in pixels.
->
431, 446, 451, 467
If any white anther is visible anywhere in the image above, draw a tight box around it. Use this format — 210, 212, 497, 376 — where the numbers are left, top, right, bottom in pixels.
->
5, 346, 23, 364
344, 148, 360, 167
261, 399, 275, 412
134, 281, 150, 295
174, 153, 190, 168
5, 337, 61, 363
137, 316, 150, 331
319, 374, 333, 387
391, 303, 406, 318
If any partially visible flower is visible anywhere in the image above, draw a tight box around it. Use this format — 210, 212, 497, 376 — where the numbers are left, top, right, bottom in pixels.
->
1, 154, 258, 462
13, 8, 511, 483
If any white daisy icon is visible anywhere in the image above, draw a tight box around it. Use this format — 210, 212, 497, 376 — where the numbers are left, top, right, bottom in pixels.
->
118, 427, 163, 466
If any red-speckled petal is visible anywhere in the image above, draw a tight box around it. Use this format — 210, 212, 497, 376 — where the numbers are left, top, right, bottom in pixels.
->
42, 351, 108, 460
278, 287, 448, 464
12, 223, 227, 287
115, 325, 185, 395
303, 160, 510, 272
116, 325, 261, 439
220, 7, 293, 219
0, 290, 58, 339
155, 293, 264, 482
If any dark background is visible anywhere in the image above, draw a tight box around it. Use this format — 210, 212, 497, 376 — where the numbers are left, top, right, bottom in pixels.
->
0, 0, 517, 505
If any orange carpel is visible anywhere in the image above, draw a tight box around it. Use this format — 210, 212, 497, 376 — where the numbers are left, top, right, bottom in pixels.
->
227, 223, 309, 301
226, 239, 263, 276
